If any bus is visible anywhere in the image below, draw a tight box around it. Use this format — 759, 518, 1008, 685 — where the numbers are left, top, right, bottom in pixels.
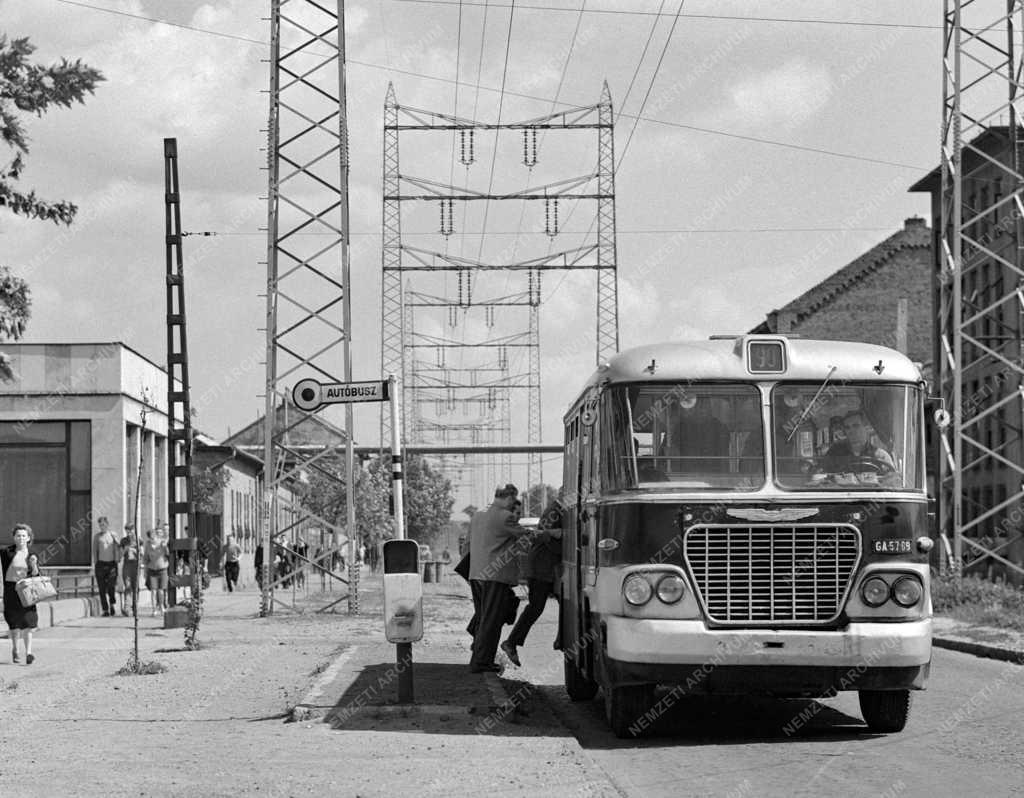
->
558, 336, 932, 738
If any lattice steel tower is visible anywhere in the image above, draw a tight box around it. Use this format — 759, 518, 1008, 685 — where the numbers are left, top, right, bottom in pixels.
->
261, 0, 357, 614
380, 84, 618, 497
938, 0, 1024, 579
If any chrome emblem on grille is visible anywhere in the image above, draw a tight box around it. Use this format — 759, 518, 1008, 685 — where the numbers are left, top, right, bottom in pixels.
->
726, 507, 820, 522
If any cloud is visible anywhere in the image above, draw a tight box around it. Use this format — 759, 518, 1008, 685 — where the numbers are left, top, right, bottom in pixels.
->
722, 58, 834, 131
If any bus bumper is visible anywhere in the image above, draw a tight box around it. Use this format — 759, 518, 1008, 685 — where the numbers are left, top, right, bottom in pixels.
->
601, 617, 931, 693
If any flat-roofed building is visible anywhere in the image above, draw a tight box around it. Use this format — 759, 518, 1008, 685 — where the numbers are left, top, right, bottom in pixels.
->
0, 342, 181, 567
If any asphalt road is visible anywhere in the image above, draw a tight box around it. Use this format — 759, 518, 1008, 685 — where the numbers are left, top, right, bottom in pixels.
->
513, 607, 1024, 798
5, 583, 1023, 798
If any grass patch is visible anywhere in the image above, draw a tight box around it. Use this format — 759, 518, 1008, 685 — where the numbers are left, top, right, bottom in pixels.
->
116, 659, 168, 676
932, 572, 1024, 632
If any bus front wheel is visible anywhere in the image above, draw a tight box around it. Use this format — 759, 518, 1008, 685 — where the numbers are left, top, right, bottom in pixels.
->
605, 684, 656, 739
564, 650, 599, 701
858, 689, 911, 733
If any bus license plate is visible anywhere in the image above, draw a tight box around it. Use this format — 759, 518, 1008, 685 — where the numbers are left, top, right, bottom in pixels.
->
873, 539, 912, 554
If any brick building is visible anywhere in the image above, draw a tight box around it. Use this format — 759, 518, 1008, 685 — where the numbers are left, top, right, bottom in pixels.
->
750, 217, 932, 364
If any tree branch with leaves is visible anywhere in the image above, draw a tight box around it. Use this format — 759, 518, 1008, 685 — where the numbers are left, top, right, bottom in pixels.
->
0, 35, 103, 380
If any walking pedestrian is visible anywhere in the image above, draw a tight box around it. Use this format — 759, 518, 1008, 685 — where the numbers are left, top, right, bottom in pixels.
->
93, 516, 120, 617
221, 533, 242, 592
2, 523, 40, 664
468, 484, 531, 673
501, 490, 565, 667
143, 527, 170, 616
119, 524, 141, 617
254, 540, 264, 589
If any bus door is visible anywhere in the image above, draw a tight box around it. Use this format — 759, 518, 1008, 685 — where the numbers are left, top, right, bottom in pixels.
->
580, 407, 598, 588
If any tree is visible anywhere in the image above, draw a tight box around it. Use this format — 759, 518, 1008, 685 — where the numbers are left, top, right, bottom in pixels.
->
298, 458, 391, 551
191, 465, 231, 514
403, 456, 455, 549
461, 504, 478, 520
0, 35, 103, 380
299, 454, 455, 553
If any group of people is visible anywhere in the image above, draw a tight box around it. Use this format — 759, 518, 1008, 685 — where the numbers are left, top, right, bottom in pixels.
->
462, 484, 563, 674
93, 516, 172, 617
254, 533, 311, 590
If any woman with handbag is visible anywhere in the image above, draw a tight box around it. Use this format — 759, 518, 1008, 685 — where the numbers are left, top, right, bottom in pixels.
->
1, 523, 41, 664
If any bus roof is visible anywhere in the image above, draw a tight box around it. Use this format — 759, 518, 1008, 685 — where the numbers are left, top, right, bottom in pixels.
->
573, 336, 923, 399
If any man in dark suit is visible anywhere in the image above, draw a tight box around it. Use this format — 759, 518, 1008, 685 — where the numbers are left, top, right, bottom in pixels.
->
467, 484, 531, 673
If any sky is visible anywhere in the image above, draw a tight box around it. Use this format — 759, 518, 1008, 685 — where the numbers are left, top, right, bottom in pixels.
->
0, 0, 939, 509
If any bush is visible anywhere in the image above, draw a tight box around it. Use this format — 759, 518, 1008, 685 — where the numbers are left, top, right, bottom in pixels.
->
931, 571, 1024, 631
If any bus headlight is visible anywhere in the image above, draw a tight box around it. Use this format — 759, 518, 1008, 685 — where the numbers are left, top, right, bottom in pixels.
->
656, 574, 686, 604
861, 576, 890, 607
623, 574, 653, 606
892, 576, 924, 608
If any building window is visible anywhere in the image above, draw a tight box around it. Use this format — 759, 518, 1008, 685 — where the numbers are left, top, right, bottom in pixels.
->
0, 420, 91, 565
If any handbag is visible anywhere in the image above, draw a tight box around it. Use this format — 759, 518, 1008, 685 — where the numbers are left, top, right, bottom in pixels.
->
15, 575, 58, 606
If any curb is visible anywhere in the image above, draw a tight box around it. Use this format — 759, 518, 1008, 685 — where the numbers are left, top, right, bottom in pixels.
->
288, 642, 517, 725
290, 645, 358, 722
933, 635, 1024, 665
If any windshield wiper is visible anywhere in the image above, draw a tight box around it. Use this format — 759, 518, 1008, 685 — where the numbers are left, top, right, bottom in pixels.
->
786, 365, 838, 442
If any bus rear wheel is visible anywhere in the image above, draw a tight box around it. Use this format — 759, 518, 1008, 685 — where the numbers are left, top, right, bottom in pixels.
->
858, 689, 911, 733
564, 651, 599, 701
604, 684, 656, 738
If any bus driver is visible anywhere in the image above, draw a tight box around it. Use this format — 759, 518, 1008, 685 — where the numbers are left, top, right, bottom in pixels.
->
821, 410, 895, 476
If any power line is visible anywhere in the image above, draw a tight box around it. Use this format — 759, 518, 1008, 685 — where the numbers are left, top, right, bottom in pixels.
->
623, 114, 925, 170
52, 0, 930, 172
52, 0, 266, 43
543, 0, 685, 303
507, 0, 587, 263
475, 0, 517, 263
616, 0, 684, 170
390, 0, 938, 30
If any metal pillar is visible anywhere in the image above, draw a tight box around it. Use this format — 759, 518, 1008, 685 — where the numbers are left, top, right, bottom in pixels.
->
163, 138, 197, 605
527, 271, 543, 512
381, 83, 404, 450
597, 81, 620, 365
262, 0, 355, 615
939, 0, 1024, 578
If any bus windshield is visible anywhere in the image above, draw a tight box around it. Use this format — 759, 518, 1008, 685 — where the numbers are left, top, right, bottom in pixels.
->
771, 382, 923, 490
605, 383, 765, 490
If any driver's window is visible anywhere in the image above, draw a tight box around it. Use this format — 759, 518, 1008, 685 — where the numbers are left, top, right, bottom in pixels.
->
771, 384, 920, 490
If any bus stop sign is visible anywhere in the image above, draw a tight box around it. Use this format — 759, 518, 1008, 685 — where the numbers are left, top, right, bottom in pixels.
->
292, 378, 389, 412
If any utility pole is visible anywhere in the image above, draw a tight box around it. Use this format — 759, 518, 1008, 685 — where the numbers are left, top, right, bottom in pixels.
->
163, 138, 197, 611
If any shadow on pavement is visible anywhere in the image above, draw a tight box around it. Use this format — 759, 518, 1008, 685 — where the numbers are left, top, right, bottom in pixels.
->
550, 690, 880, 749
325, 661, 573, 737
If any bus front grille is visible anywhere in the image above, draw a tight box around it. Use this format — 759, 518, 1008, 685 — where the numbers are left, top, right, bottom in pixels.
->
683, 524, 861, 624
